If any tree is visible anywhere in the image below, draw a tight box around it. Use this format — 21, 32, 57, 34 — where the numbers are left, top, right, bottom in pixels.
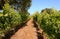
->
41, 8, 57, 14
0, 0, 31, 13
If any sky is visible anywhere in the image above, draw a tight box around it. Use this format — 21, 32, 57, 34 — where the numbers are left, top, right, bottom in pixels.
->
28, 0, 60, 15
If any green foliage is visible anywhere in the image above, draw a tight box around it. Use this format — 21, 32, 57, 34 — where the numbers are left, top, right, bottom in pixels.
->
19, 12, 30, 22
0, 3, 29, 38
32, 9, 60, 39
0, 0, 31, 38
0, 3, 22, 37
2, 3, 22, 29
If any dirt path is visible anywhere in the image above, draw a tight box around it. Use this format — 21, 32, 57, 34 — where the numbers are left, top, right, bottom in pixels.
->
10, 18, 47, 39
10, 18, 38, 39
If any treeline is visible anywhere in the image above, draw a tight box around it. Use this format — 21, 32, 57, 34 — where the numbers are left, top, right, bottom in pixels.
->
0, 0, 31, 38
32, 8, 60, 39
0, 3, 29, 38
